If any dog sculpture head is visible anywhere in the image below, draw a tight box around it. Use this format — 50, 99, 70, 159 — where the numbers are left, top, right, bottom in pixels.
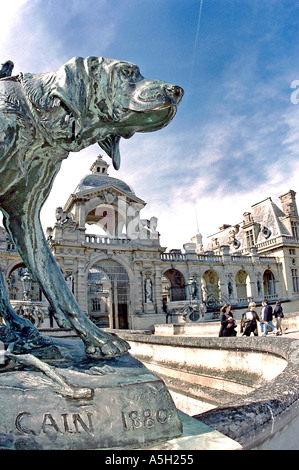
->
20, 56, 183, 169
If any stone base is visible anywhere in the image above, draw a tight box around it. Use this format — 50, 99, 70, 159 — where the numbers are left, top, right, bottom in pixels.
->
0, 338, 182, 450
146, 411, 242, 450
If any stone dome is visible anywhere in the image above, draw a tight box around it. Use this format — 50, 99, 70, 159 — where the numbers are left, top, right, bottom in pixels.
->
74, 156, 135, 195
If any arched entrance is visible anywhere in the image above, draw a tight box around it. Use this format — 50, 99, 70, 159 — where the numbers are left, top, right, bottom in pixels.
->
87, 259, 130, 329
235, 269, 251, 302
202, 270, 221, 310
162, 269, 186, 302
7, 263, 43, 302
263, 269, 276, 298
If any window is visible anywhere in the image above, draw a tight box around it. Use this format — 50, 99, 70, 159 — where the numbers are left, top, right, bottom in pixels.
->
246, 230, 254, 247
6, 236, 16, 251
264, 270, 276, 296
289, 248, 296, 255
291, 221, 298, 238
91, 298, 101, 312
292, 269, 299, 292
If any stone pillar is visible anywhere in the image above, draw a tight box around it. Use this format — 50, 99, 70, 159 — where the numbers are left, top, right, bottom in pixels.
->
226, 273, 237, 305
76, 258, 88, 314
250, 247, 260, 264
255, 272, 264, 302
133, 262, 143, 315
220, 245, 231, 264
75, 201, 86, 229
154, 263, 163, 314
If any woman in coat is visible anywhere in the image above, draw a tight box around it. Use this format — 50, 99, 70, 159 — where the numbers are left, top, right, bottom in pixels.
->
242, 302, 260, 336
219, 303, 237, 337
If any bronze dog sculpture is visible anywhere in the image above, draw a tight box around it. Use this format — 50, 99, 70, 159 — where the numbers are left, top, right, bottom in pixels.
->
0, 56, 183, 358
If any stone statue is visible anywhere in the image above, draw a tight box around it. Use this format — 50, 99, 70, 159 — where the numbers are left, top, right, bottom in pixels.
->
55, 207, 74, 225
0, 60, 14, 78
0, 56, 183, 359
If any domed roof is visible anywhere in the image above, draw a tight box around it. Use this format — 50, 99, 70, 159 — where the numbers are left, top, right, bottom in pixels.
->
75, 174, 135, 195
74, 155, 135, 195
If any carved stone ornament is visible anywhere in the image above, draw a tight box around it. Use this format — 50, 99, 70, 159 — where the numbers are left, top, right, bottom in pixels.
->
261, 226, 271, 239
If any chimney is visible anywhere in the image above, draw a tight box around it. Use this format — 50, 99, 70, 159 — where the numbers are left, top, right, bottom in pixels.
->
279, 190, 298, 217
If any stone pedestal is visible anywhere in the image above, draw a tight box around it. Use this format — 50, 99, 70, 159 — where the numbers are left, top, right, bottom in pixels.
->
0, 338, 182, 450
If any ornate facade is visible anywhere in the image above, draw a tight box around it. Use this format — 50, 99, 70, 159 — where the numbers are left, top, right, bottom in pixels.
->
1, 156, 298, 330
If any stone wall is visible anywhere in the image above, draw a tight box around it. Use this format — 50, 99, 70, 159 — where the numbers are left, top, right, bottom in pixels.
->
116, 329, 299, 450
154, 311, 299, 336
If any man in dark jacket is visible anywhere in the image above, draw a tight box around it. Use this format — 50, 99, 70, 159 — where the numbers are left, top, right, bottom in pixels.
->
261, 300, 278, 336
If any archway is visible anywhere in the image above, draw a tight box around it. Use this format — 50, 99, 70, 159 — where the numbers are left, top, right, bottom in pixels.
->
202, 270, 221, 308
162, 269, 186, 301
263, 269, 276, 297
87, 259, 130, 329
7, 263, 43, 302
235, 269, 251, 302
85, 202, 126, 238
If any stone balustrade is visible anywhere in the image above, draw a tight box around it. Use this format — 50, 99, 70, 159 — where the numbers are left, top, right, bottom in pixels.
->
115, 318, 299, 450
85, 234, 131, 245
161, 251, 278, 264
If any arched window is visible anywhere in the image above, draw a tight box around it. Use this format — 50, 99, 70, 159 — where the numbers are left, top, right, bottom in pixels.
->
162, 269, 186, 301
235, 270, 251, 302
263, 270, 276, 297
87, 260, 130, 329
202, 270, 220, 306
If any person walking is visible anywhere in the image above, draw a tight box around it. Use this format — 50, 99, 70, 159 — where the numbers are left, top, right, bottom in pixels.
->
260, 300, 278, 336
241, 302, 260, 336
219, 303, 237, 337
274, 301, 284, 335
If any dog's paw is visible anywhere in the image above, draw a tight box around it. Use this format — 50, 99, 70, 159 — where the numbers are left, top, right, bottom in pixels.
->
101, 338, 130, 357
85, 335, 130, 359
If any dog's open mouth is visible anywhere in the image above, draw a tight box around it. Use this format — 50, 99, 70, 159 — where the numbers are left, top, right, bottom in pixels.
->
97, 79, 183, 170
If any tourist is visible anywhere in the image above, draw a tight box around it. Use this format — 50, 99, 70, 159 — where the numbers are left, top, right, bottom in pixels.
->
260, 300, 278, 336
219, 303, 237, 337
241, 302, 260, 336
274, 301, 284, 335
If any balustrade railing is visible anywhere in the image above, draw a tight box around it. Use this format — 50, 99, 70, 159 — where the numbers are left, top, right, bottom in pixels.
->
161, 252, 186, 261
161, 252, 277, 264
85, 234, 131, 245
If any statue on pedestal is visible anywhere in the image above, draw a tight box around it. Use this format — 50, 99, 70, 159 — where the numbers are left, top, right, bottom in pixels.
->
0, 56, 183, 359
0, 57, 183, 449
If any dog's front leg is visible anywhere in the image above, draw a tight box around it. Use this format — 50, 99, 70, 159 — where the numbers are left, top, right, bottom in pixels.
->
2, 210, 130, 359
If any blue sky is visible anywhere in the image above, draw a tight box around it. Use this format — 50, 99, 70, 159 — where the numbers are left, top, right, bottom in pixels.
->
1, 0, 299, 248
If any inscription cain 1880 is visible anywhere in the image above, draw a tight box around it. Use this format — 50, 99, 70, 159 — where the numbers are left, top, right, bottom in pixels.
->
15, 409, 173, 436
16, 412, 94, 436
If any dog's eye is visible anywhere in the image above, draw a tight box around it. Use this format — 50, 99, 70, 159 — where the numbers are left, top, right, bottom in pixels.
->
121, 67, 136, 79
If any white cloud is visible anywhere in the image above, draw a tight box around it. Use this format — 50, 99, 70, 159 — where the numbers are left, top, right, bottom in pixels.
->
0, 1, 29, 57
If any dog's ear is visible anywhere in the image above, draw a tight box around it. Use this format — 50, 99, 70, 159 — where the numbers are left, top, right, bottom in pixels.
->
84, 56, 119, 122
49, 57, 91, 138
51, 57, 119, 137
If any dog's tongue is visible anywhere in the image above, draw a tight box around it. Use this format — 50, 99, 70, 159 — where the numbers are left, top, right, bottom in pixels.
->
98, 135, 121, 170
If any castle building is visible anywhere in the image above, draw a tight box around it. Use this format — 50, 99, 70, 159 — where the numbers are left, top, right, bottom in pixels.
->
0, 156, 298, 330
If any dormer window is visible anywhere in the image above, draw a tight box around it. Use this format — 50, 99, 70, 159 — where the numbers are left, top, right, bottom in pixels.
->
246, 229, 255, 247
